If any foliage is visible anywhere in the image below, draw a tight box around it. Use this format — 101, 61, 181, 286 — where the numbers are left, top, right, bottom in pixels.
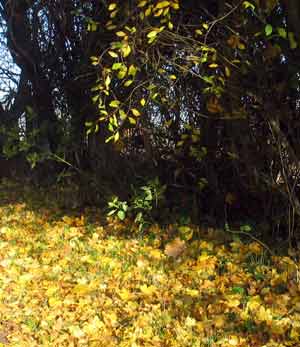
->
107, 177, 166, 231
1, 0, 300, 241
86, 0, 300, 239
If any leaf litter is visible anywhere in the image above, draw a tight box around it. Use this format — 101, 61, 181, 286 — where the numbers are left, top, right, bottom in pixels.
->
0, 185, 299, 346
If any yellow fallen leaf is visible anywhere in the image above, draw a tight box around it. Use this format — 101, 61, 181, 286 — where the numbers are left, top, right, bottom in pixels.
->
48, 297, 62, 307
118, 288, 133, 300
228, 335, 239, 346
72, 283, 93, 296
69, 325, 85, 338
185, 288, 199, 297
149, 249, 163, 259
83, 316, 105, 335
103, 311, 118, 328
140, 284, 157, 296
214, 315, 226, 328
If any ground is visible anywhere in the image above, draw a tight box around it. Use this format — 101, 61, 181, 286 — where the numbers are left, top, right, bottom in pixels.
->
0, 181, 299, 346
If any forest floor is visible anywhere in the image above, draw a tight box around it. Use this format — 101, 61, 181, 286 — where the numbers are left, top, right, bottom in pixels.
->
0, 181, 299, 346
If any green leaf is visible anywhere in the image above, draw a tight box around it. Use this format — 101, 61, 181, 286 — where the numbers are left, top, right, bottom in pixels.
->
112, 63, 123, 70
117, 210, 126, 220
240, 224, 252, 232
277, 27, 287, 39
92, 95, 99, 103
265, 24, 273, 36
117, 69, 127, 79
119, 109, 127, 120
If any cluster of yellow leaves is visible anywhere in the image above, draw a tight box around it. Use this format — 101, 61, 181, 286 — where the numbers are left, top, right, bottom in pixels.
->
89, 0, 181, 143
0, 184, 299, 346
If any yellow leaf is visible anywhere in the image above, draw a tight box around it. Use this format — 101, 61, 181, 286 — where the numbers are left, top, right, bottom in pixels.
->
116, 31, 126, 37
108, 50, 118, 58
140, 98, 146, 106
128, 64, 137, 76
289, 32, 298, 49
169, 74, 177, 80
138, 0, 147, 7
108, 3, 117, 11
117, 68, 127, 79
124, 80, 133, 87
121, 44, 131, 57
155, 1, 170, 9
140, 284, 157, 296
145, 7, 152, 16
72, 283, 93, 296
238, 42, 246, 50
149, 249, 162, 259
209, 63, 218, 68
119, 109, 127, 120
147, 30, 159, 38
168, 21, 173, 30
109, 100, 120, 107
48, 297, 62, 307
225, 66, 231, 77
228, 335, 239, 346
226, 298, 240, 308
154, 8, 163, 17
114, 131, 120, 142
103, 311, 118, 327
131, 108, 141, 116
119, 289, 133, 300
179, 226, 193, 240
171, 3, 180, 10
185, 288, 199, 297
214, 315, 226, 328
69, 325, 85, 338
46, 285, 59, 297
128, 117, 136, 124
105, 75, 111, 89
83, 316, 104, 335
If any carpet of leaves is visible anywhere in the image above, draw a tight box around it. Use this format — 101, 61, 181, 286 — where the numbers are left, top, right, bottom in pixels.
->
0, 187, 299, 346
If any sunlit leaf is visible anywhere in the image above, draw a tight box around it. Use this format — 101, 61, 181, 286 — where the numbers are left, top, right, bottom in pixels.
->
108, 50, 118, 58
108, 3, 117, 11
265, 24, 273, 36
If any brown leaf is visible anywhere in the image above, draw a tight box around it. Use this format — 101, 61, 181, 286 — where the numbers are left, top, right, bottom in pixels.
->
164, 238, 186, 258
